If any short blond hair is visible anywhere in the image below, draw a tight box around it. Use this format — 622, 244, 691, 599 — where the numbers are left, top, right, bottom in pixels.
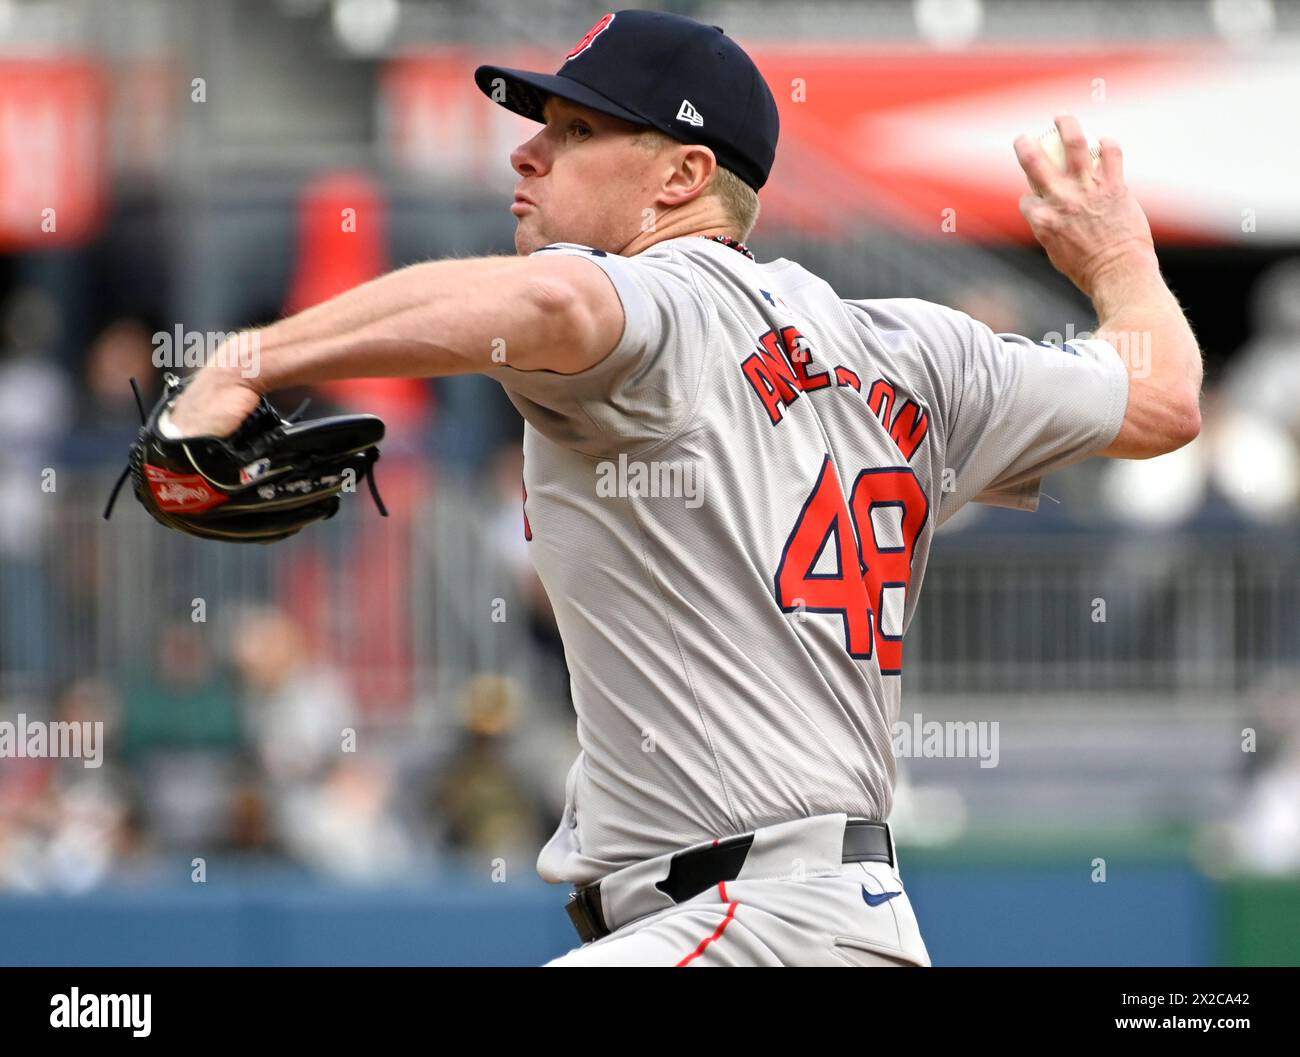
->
635, 128, 761, 241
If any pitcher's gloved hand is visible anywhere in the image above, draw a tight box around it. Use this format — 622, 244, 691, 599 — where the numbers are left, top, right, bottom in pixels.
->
103, 372, 387, 543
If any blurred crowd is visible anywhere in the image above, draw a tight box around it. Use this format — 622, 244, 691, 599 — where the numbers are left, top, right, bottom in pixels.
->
0, 605, 573, 892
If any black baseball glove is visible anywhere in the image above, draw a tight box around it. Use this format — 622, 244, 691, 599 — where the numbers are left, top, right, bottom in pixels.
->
103, 372, 388, 543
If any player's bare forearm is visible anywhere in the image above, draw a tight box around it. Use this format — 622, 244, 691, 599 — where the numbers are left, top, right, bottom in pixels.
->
246, 255, 624, 384
167, 254, 624, 437
1088, 250, 1203, 459
1015, 115, 1202, 460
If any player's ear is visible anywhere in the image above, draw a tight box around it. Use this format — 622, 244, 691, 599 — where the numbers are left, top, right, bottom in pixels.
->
658, 144, 717, 207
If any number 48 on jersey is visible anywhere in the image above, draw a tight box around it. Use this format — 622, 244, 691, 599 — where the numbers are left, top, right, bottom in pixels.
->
775, 455, 928, 675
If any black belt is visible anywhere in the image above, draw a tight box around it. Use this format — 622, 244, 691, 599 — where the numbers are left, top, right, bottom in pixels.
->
565, 819, 893, 945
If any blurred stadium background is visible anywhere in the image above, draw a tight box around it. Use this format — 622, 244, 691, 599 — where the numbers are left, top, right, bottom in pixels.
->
0, 0, 1298, 966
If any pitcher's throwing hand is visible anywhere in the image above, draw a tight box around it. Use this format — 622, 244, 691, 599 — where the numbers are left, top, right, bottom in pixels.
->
1015, 115, 1158, 297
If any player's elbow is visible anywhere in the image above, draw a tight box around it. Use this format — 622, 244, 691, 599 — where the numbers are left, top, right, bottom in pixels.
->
1148, 384, 1202, 455
1166, 391, 1202, 451
1131, 388, 1202, 459
1103, 386, 1202, 460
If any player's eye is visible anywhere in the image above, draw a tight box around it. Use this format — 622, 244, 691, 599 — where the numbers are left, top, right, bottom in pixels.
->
568, 121, 592, 140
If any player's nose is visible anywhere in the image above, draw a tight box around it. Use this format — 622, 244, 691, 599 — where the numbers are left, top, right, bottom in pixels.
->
510, 128, 550, 179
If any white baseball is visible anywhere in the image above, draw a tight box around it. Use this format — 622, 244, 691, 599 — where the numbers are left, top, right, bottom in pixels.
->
1026, 126, 1102, 195
1036, 126, 1101, 175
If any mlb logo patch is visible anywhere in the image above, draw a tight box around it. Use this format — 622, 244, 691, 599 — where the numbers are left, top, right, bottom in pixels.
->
240, 457, 271, 484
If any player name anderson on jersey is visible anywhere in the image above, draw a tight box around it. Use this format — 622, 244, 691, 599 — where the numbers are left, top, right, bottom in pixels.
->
487, 235, 1129, 887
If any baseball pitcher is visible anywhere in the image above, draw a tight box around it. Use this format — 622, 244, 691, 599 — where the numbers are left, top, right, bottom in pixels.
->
163, 10, 1202, 965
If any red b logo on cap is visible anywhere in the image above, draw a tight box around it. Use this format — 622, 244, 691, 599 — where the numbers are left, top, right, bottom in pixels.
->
565, 12, 614, 60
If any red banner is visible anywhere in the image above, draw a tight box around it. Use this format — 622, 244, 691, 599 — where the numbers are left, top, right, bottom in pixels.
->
0, 58, 110, 250
381, 43, 1299, 246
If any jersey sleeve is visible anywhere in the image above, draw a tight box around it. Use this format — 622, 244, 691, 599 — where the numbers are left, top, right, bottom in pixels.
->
484, 242, 713, 456
840, 297, 1130, 524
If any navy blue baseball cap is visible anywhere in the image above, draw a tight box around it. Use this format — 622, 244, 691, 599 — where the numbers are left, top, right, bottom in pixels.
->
474, 10, 779, 191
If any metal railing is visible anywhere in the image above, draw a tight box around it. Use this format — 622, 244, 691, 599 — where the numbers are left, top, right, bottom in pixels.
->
909, 532, 1300, 694
3, 470, 1296, 709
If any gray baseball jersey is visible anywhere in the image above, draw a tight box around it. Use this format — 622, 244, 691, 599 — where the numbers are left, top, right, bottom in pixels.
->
488, 235, 1128, 886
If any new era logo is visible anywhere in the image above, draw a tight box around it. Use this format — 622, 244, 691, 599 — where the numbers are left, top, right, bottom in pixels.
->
676, 99, 703, 127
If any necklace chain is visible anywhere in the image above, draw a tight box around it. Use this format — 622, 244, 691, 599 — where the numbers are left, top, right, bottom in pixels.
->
698, 234, 755, 261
